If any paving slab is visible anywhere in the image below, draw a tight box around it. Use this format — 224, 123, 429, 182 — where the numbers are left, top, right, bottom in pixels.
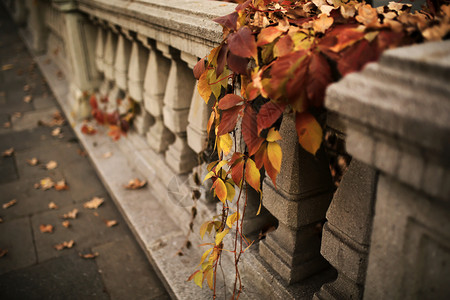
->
0, 253, 109, 300
0, 216, 37, 275
0, 156, 18, 184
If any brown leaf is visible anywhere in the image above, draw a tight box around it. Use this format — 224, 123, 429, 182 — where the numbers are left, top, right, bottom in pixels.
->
62, 208, 78, 219
48, 202, 58, 209
54, 179, 69, 191
296, 111, 323, 155
257, 26, 284, 46
0, 248, 8, 258
12, 112, 22, 119
227, 27, 258, 60
124, 178, 147, 190
338, 39, 377, 76
27, 157, 39, 166
40, 224, 54, 233
102, 152, 112, 158
0, 217, 3, 223
46, 160, 58, 170
242, 105, 265, 156
79, 252, 99, 259
23, 84, 30, 92
355, 4, 379, 27
40, 177, 55, 190
227, 52, 249, 75
54, 240, 74, 251
105, 220, 118, 227
306, 52, 332, 107
2, 148, 14, 157
62, 220, 70, 228
313, 14, 334, 33
2, 64, 14, 71
3, 121, 11, 128
193, 57, 206, 80
83, 197, 104, 209
217, 105, 242, 136
24, 95, 32, 103
213, 11, 238, 31
81, 124, 97, 135
274, 35, 294, 57
51, 127, 62, 137
3, 199, 17, 209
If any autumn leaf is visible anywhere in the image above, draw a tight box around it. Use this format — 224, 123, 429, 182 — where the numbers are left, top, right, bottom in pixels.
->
193, 57, 206, 80
188, 270, 204, 288
62, 208, 78, 219
27, 157, 39, 166
124, 178, 147, 189
313, 14, 334, 33
108, 125, 122, 141
218, 133, 233, 156
2, 64, 13, 71
84, 197, 104, 209
81, 124, 97, 135
213, 178, 227, 203
257, 26, 283, 46
337, 39, 377, 76
0, 248, 8, 258
40, 224, 54, 233
274, 35, 294, 57
355, 4, 379, 27
306, 52, 332, 107
226, 212, 240, 228
62, 220, 70, 228
197, 71, 212, 103
256, 101, 286, 134
48, 202, 58, 209
242, 105, 264, 156
54, 179, 69, 191
215, 228, 230, 246
102, 151, 112, 158
295, 111, 323, 155
79, 252, 99, 259
227, 27, 258, 60
230, 159, 244, 187
217, 105, 242, 136
24, 95, 32, 103
45, 160, 58, 170
105, 219, 118, 227
40, 177, 55, 190
54, 240, 74, 251
51, 127, 61, 137
213, 11, 238, 31
2, 147, 14, 157
218, 94, 244, 110
227, 52, 249, 75
3, 199, 17, 209
3, 121, 11, 128
245, 158, 260, 192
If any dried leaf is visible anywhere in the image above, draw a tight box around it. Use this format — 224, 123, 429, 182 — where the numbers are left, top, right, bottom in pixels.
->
54, 240, 74, 251
2, 64, 14, 71
27, 157, 39, 166
24, 95, 32, 103
306, 52, 332, 107
54, 179, 69, 191
79, 252, 99, 259
215, 228, 229, 246
46, 160, 58, 170
51, 127, 61, 137
3, 199, 17, 209
39, 224, 54, 233
313, 14, 334, 33
102, 151, 112, 158
62, 220, 70, 228
3, 121, 11, 128
81, 124, 97, 135
40, 177, 55, 190
2, 148, 14, 157
217, 105, 242, 136
48, 202, 58, 210
355, 4, 379, 27
83, 197, 104, 209
62, 208, 78, 219
23, 84, 30, 92
257, 26, 283, 46
213, 11, 238, 31
124, 178, 147, 190
105, 220, 118, 227
0, 248, 8, 258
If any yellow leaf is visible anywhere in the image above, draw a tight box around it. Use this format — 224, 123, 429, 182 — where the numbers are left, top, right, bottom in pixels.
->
198, 248, 213, 266
83, 197, 104, 209
206, 268, 214, 290
207, 160, 219, 172
225, 181, 235, 201
218, 133, 233, 156
213, 178, 227, 203
266, 128, 282, 142
267, 141, 282, 172
215, 160, 228, 173
198, 71, 212, 104
203, 171, 215, 183
193, 270, 203, 288
295, 112, 323, 155
245, 158, 260, 192
226, 212, 240, 229
215, 228, 229, 246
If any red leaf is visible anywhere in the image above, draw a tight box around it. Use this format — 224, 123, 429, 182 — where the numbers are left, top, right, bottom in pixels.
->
81, 124, 96, 135
218, 94, 244, 110
92, 109, 105, 124
217, 105, 242, 136
338, 39, 377, 76
242, 105, 264, 156
285, 55, 309, 110
213, 11, 238, 31
89, 95, 98, 110
227, 52, 249, 75
257, 26, 283, 46
236, 0, 251, 11
216, 45, 228, 77
328, 26, 365, 53
274, 35, 294, 57
231, 160, 244, 186
269, 50, 306, 100
256, 101, 286, 134
306, 52, 332, 107
193, 57, 206, 80
228, 27, 258, 60
106, 111, 119, 125
375, 30, 404, 57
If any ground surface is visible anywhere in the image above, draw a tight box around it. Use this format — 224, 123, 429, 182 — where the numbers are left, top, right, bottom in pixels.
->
0, 6, 170, 300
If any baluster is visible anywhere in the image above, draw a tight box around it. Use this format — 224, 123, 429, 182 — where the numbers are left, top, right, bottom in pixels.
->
25, 0, 47, 53
162, 50, 197, 174
259, 113, 334, 284
95, 26, 105, 73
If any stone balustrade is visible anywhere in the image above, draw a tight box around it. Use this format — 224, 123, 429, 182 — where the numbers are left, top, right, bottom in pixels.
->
4, 0, 449, 299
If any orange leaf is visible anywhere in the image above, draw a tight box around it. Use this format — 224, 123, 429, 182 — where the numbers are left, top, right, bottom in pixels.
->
274, 35, 294, 57
218, 94, 244, 110
198, 71, 212, 104
242, 105, 264, 156
295, 112, 323, 155
245, 158, 260, 192
213, 178, 227, 203
306, 52, 332, 107
267, 141, 282, 172
313, 14, 334, 34
40, 224, 54, 233
257, 26, 283, 46
257, 102, 286, 134
263, 148, 279, 188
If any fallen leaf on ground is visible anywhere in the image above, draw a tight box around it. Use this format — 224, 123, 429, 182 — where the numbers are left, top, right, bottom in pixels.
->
12, 112, 22, 119
27, 157, 39, 166
51, 127, 61, 137
48, 202, 58, 209
3, 199, 17, 209
2, 64, 13, 71
24, 95, 32, 103
46, 160, 58, 170
0, 217, 3, 223
62, 208, 78, 219
40, 177, 55, 190
54, 179, 69, 191
83, 197, 104, 209
0, 248, 8, 258
34, 183, 40, 189
79, 252, 98, 259
81, 124, 96, 135
54, 240, 74, 251
124, 178, 147, 190
3, 122, 11, 128
105, 220, 118, 227
2, 148, 14, 157
40, 224, 54, 233
102, 151, 112, 158
49, 111, 65, 126
23, 84, 30, 92
77, 149, 87, 157
62, 220, 70, 228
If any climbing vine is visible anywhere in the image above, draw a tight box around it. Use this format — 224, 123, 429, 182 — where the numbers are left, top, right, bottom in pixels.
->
188, 0, 449, 297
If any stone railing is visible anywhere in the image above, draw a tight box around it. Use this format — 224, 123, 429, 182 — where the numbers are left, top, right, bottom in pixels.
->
4, 0, 449, 299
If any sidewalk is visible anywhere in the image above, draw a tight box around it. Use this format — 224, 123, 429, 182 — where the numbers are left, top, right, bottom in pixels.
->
0, 6, 170, 300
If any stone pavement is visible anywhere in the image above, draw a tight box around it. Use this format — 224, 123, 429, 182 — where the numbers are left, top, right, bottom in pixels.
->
0, 6, 170, 300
